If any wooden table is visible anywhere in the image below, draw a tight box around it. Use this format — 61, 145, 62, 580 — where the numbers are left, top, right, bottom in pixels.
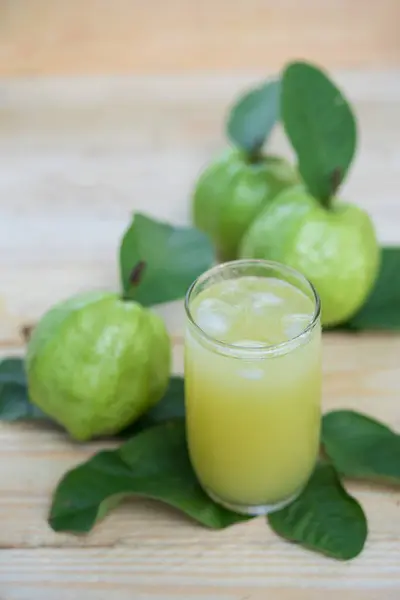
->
0, 72, 400, 599
1, 0, 399, 75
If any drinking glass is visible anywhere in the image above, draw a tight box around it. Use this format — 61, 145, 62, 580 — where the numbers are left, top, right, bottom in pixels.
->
184, 259, 321, 515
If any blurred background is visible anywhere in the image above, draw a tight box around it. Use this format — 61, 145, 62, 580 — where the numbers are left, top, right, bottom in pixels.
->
1, 0, 399, 73
0, 0, 399, 347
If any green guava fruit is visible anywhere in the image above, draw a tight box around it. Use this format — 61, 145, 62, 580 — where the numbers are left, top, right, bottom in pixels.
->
240, 185, 380, 326
26, 291, 171, 440
192, 148, 298, 261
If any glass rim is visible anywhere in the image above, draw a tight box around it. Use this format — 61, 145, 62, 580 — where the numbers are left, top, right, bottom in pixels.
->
184, 259, 321, 358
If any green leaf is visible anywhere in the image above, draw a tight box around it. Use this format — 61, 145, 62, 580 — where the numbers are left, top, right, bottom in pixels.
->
120, 376, 185, 437
226, 79, 281, 156
0, 358, 46, 421
268, 462, 367, 560
343, 247, 400, 330
120, 213, 215, 306
0, 357, 26, 386
49, 420, 250, 533
281, 61, 357, 203
322, 410, 400, 484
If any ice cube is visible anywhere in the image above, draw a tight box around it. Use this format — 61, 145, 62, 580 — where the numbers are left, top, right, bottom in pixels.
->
195, 298, 232, 337
251, 292, 283, 312
283, 314, 311, 339
219, 279, 242, 304
221, 279, 239, 293
238, 367, 265, 380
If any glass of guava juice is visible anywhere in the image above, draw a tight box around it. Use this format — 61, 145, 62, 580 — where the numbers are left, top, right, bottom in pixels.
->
184, 259, 321, 515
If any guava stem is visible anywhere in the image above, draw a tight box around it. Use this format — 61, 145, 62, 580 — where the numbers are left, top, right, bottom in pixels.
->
21, 324, 34, 343
123, 260, 146, 300
329, 168, 343, 201
320, 168, 343, 209
247, 147, 263, 164
320, 194, 332, 209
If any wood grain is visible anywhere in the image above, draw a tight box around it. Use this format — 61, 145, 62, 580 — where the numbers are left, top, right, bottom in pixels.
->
0, 0, 399, 76
0, 72, 399, 597
2, 542, 400, 599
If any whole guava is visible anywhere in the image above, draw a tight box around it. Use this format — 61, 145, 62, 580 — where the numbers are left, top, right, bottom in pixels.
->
192, 148, 298, 261
26, 291, 171, 440
240, 185, 380, 326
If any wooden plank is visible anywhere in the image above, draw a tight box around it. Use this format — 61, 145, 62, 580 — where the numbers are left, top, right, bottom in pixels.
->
0, 0, 399, 76
2, 543, 400, 599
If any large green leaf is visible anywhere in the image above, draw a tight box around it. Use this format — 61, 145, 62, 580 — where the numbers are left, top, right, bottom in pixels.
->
281, 61, 357, 203
322, 410, 400, 484
268, 462, 367, 560
120, 213, 215, 306
49, 421, 249, 533
343, 247, 400, 330
226, 80, 281, 156
0, 358, 46, 421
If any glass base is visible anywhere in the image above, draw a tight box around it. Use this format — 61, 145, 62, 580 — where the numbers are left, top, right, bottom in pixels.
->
205, 487, 301, 516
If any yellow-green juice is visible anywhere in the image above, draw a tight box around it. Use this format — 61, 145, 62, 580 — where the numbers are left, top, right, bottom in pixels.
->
185, 260, 321, 515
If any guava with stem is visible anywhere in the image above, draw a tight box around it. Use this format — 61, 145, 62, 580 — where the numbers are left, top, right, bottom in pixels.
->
240, 185, 379, 326
192, 79, 298, 261
27, 266, 171, 441
240, 61, 380, 326
193, 149, 297, 261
